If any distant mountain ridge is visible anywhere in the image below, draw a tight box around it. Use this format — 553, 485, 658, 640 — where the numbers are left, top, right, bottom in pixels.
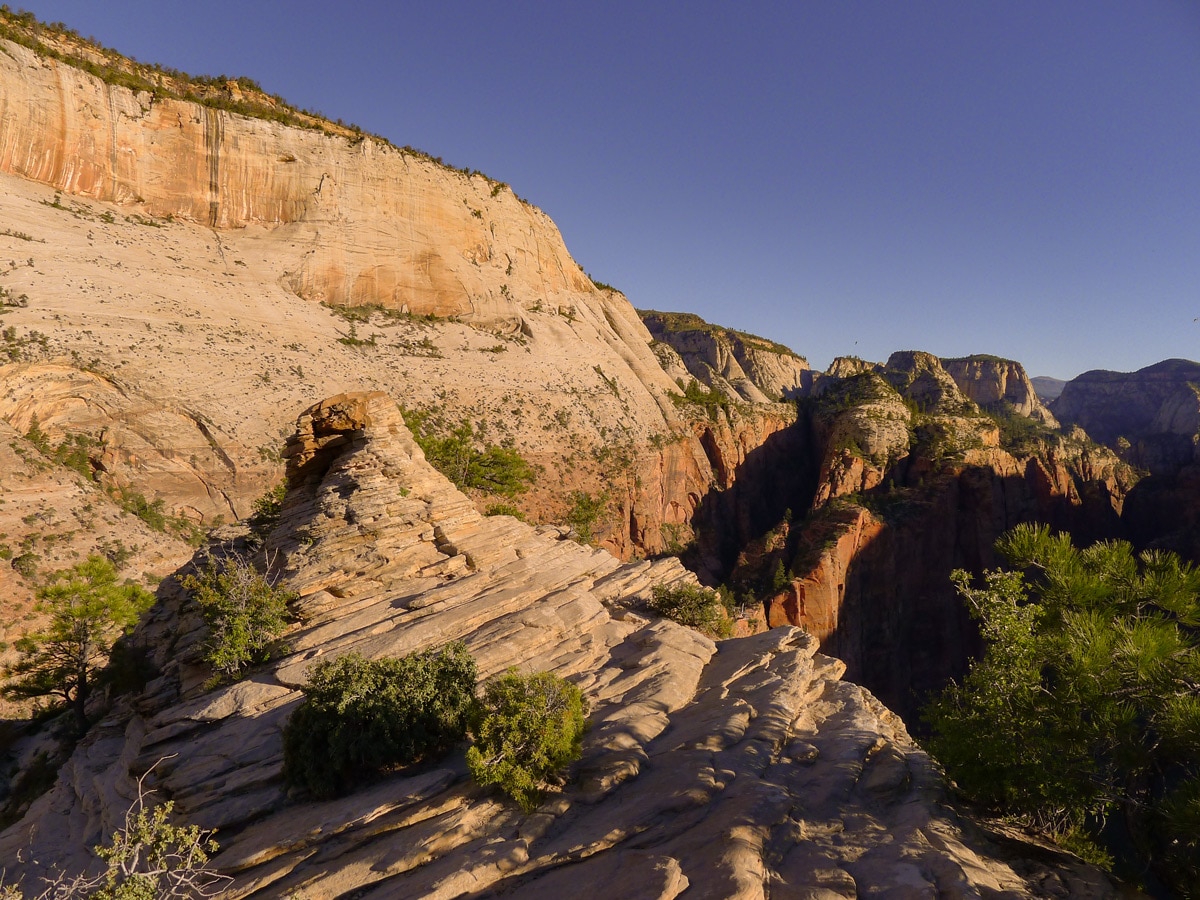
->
1052, 358, 1200, 448
1030, 375, 1066, 401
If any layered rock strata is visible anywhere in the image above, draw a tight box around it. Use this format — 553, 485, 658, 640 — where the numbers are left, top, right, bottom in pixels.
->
641, 310, 812, 402
0, 392, 1125, 897
0, 26, 783, 564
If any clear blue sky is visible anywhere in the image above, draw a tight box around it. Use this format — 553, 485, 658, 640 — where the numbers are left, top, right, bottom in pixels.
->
13, 1, 1200, 378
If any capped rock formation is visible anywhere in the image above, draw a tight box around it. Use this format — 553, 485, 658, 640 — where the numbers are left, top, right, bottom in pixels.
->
0, 392, 1127, 897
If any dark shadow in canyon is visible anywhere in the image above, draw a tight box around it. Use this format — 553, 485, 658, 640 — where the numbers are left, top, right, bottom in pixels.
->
688, 413, 1132, 726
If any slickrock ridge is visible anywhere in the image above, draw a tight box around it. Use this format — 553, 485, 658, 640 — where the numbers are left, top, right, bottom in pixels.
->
641, 310, 813, 403
0, 393, 1125, 897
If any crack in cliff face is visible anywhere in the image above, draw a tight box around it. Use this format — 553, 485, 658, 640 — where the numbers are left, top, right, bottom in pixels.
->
204, 106, 221, 227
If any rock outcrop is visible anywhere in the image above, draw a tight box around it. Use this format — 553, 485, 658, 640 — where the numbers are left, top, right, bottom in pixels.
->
1053, 359, 1200, 560
714, 356, 1138, 721
942, 355, 1058, 426
641, 310, 812, 402
0, 392, 1127, 898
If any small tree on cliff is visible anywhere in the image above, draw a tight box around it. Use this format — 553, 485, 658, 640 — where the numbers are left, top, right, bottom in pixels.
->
2, 556, 154, 733
924, 524, 1200, 890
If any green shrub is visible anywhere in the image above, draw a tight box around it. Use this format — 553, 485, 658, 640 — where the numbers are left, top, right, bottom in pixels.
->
2, 556, 153, 733
565, 490, 607, 544
179, 552, 295, 682
0, 769, 227, 898
11, 551, 38, 579
924, 524, 1200, 892
671, 378, 730, 422
283, 645, 477, 799
484, 502, 526, 521
467, 670, 587, 812
648, 583, 732, 638
400, 409, 535, 498
247, 482, 287, 542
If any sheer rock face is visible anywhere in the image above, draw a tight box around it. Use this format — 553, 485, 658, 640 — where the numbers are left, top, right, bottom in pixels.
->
0, 392, 1127, 898
942, 355, 1059, 426
641, 311, 812, 402
0, 39, 588, 326
753, 361, 1136, 721
0, 32, 790, 563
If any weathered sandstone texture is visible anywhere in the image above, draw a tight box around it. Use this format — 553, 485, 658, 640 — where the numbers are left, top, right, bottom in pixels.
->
0, 28, 789, 567
0, 393, 1126, 898
942, 355, 1058, 425
641, 310, 813, 402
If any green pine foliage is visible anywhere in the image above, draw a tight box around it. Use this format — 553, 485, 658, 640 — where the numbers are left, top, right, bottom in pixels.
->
647, 583, 733, 639
924, 524, 1200, 892
282, 645, 478, 799
400, 409, 535, 498
179, 553, 295, 682
466, 670, 588, 812
565, 490, 607, 544
1, 556, 154, 732
246, 482, 287, 543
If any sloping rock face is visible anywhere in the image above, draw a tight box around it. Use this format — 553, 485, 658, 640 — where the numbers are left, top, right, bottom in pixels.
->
0, 392, 1126, 897
0, 417, 192, 704
942, 355, 1058, 426
0, 362, 265, 523
0, 25, 789, 567
641, 310, 812, 402
1053, 359, 1200, 451
1052, 360, 1200, 558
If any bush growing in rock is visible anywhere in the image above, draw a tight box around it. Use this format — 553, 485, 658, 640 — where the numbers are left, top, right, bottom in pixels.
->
647, 583, 732, 638
283, 644, 477, 799
466, 669, 587, 812
179, 552, 295, 682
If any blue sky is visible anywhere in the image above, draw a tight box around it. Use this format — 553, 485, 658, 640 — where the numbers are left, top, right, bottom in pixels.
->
13, 1, 1200, 378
